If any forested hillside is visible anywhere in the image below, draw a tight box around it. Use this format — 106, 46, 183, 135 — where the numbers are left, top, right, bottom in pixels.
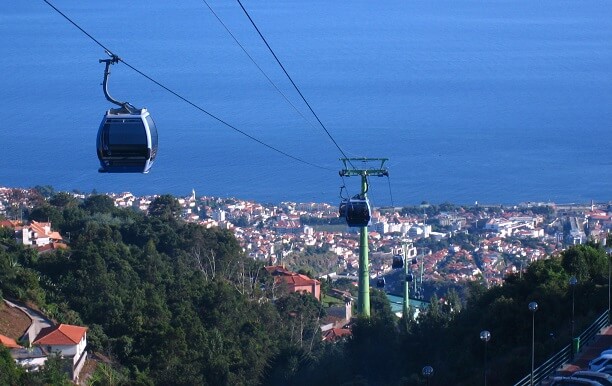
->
0, 193, 610, 385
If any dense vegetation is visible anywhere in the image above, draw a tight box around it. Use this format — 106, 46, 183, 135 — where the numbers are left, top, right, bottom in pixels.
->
0, 193, 610, 385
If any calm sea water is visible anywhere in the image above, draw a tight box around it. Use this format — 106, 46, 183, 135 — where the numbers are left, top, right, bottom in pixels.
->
1, 0, 611, 205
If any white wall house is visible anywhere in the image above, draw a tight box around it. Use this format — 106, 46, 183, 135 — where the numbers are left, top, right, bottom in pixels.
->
33, 324, 88, 382
21, 221, 62, 247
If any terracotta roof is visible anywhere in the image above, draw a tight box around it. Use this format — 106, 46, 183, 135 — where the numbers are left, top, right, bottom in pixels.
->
30, 221, 49, 236
36, 242, 68, 253
322, 328, 351, 342
0, 220, 21, 228
265, 266, 320, 285
47, 231, 63, 241
33, 324, 87, 346
284, 274, 320, 286
0, 334, 22, 349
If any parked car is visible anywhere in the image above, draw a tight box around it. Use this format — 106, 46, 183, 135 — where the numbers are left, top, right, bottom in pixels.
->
597, 365, 612, 376
590, 355, 612, 372
549, 376, 604, 385
571, 370, 612, 386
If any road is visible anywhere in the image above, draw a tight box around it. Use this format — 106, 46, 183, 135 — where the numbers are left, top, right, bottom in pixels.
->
3, 299, 53, 344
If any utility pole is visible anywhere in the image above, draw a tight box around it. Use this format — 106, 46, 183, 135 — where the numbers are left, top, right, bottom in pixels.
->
340, 158, 388, 317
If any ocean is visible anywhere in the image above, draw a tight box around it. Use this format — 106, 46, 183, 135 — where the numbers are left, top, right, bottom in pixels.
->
1, 0, 611, 206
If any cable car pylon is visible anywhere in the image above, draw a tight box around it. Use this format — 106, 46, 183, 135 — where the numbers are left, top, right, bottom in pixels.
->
401, 239, 417, 320
339, 158, 388, 318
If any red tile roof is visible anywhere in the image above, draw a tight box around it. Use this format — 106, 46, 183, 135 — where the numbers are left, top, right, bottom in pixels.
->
285, 274, 319, 286
265, 266, 320, 285
37, 242, 68, 253
0, 220, 21, 228
322, 328, 351, 342
0, 334, 22, 349
33, 324, 87, 346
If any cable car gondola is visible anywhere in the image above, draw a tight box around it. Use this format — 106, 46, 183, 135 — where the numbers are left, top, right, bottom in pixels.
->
376, 277, 386, 288
392, 254, 404, 269
338, 200, 347, 218
406, 273, 414, 282
96, 54, 158, 173
342, 195, 371, 227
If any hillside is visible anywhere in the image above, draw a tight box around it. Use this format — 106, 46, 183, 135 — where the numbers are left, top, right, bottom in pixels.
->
0, 193, 610, 385
0, 302, 30, 340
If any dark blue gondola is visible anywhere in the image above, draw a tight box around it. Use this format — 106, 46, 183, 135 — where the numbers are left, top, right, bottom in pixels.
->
376, 277, 386, 288
96, 54, 158, 173
342, 195, 371, 227
338, 200, 347, 218
412, 258, 418, 265
392, 254, 404, 269
406, 273, 414, 282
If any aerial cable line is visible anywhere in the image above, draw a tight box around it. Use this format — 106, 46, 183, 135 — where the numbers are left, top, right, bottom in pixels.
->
386, 174, 395, 208
42, 0, 111, 53
235, 0, 355, 168
201, 0, 321, 136
41, 0, 332, 172
116, 60, 332, 170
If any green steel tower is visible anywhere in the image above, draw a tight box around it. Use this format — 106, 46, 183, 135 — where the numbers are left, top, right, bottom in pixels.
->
340, 158, 388, 317
401, 240, 417, 319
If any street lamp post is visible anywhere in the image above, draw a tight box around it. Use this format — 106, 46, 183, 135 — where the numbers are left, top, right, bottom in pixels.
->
569, 276, 577, 337
480, 330, 491, 386
422, 365, 434, 386
529, 302, 539, 386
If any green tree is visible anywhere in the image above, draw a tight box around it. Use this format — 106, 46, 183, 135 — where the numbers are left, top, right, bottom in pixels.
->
83, 195, 116, 215
33, 185, 55, 199
49, 192, 80, 209
148, 195, 181, 220
87, 363, 129, 386
561, 244, 608, 284
28, 204, 63, 228
0, 346, 24, 386
25, 354, 72, 386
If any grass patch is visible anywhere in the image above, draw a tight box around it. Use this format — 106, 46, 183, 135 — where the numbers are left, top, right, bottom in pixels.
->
322, 294, 344, 307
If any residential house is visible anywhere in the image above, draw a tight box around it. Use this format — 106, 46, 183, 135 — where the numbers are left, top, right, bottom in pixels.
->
20, 221, 63, 248
264, 265, 321, 300
1, 333, 49, 372
0, 334, 22, 349
33, 324, 88, 382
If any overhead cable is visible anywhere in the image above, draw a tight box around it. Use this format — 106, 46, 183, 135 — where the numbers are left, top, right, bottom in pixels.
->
41, 0, 333, 171
201, 0, 321, 136
235, 0, 355, 168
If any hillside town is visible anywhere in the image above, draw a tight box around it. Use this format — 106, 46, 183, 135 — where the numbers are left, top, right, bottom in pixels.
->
1, 186, 612, 383
1, 186, 610, 291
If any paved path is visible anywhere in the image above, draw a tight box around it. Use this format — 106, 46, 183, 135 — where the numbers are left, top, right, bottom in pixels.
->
3, 299, 53, 344
557, 326, 612, 375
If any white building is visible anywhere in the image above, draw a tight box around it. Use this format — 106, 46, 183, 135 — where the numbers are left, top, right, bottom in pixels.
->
33, 324, 88, 382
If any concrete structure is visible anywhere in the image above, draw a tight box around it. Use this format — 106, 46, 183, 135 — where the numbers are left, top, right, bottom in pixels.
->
10, 347, 49, 371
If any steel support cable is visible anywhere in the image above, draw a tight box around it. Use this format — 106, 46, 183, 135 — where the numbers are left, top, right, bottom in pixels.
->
235, 0, 355, 169
41, 0, 333, 171
118, 60, 332, 170
386, 174, 395, 208
201, 0, 321, 136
